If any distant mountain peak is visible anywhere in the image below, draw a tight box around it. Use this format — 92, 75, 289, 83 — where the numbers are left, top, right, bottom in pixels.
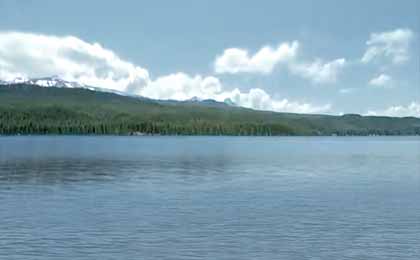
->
28, 76, 87, 89
0, 76, 139, 98
0, 76, 86, 89
188, 96, 202, 102
0, 76, 237, 108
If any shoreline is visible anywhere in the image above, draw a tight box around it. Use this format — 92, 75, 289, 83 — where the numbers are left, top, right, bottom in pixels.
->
1, 134, 419, 137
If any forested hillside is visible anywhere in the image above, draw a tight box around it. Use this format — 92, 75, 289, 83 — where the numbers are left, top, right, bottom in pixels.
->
1, 84, 419, 136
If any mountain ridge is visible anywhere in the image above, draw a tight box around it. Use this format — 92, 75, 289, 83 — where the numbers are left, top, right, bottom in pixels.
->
0, 76, 236, 108
0, 82, 419, 136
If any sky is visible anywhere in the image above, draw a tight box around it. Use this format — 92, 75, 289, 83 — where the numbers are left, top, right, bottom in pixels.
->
0, 0, 419, 116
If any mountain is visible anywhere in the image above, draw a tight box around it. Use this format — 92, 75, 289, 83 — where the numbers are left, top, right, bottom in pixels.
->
155, 96, 233, 108
0, 76, 138, 97
0, 76, 84, 88
0, 76, 234, 107
0, 82, 419, 136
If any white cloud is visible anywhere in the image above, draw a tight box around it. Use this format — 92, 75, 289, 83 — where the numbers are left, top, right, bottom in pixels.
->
214, 41, 346, 84
142, 73, 331, 114
339, 88, 355, 94
0, 31, 150, 92
221, 88, 331, 114
368, 73, 392, 87
140, 73, 223, 101
289, 58, 346, 84
214, 41, 299, 74
361, 28, 414, 64
0, 32, 330, 114
366, 102, 420, 117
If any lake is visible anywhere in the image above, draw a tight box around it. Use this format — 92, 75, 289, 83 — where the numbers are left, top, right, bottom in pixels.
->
0, 136, 419, 259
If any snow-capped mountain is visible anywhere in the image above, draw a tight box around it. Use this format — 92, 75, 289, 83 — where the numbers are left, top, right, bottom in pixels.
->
0, 76, 86, 89
0, 76, 236, 107
28, 76, 87, 88
0, 76, 130, 96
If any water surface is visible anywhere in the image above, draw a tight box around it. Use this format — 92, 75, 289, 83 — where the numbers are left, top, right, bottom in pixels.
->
0, 136, 419, 259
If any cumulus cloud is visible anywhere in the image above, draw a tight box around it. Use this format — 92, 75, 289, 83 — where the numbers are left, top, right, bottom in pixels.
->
140, 73, 223, 101
226, 88, 331, 114
368, 73, 392, 87
0, 31, 330, 114
142, 73, 331, 114
361, 28, 414, 64
214, 41, 299, 74
366, 102, 420, 117
289, 58, 346, 84
214, 41, 346, 84
0, 31, 150, 92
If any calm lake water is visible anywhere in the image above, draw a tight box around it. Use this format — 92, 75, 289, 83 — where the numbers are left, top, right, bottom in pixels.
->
0, 136, 419, 259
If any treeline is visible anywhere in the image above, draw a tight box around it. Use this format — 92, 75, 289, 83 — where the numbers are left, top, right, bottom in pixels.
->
326, 128, 420, 136
0, 108, 297, 136
1, 85, 420, 136
0, 120, 296, 136
1, 117, 419, 136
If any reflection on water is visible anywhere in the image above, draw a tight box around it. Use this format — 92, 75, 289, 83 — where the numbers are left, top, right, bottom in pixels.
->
0, 157, 238, 185
0, 136, 419, 259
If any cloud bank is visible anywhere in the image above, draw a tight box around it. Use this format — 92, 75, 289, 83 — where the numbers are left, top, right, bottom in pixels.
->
0, 31, 330, 114
361, 28, 414, 64
0, 31, 150, 92
140, 72, 330, 113
366, 102, 420, 117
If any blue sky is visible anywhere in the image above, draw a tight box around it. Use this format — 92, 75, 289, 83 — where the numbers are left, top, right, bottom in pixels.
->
0, 0, 419, 116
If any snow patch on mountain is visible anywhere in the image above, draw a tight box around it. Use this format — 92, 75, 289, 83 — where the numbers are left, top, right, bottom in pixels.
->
0, 76, 237, 106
